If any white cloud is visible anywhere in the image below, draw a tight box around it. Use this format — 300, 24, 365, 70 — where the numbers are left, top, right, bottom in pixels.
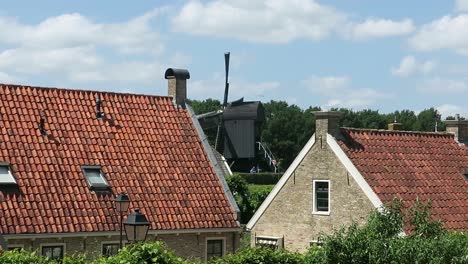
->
0, 11, 164, 54
437, 104, 468, 118
391, 55, 436, 77
172, 0, 414, 43
419, 78, 468, 93
69, 61, 165, 84
172, 0, 346, 43
347, 18, 414, 40
190, 73, 280, 101
409, 14, 468, 55
455, 0, 468, 11
303, 75, 350, 95
0, 46, 101, 74
0, 9, 184, 86
302, 75, 387, 109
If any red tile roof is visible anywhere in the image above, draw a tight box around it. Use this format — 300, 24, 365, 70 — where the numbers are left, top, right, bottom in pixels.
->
0, 84, 239, 235
338, 128, 468, 231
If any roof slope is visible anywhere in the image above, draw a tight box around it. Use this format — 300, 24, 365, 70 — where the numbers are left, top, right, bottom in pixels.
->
338, 128, 468, 231
0, 84, 239, 235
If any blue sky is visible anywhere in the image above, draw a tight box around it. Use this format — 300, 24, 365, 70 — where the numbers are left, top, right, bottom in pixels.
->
0, 0, 468, 117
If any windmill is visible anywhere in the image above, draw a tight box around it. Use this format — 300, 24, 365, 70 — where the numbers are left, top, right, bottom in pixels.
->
195, 52, 271, 172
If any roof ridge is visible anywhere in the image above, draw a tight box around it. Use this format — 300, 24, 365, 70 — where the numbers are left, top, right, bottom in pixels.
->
341, 127, 453, 137
0, 83, 172, 99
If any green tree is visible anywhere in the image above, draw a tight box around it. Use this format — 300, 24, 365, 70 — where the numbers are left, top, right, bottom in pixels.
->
261, 101, 316, 169
414, 107, 444, 132
188, 99, 221, 115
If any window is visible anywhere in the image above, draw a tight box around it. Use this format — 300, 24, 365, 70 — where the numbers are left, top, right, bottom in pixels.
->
309, 240, 324, 248
313, 180, 330, 214
102, 243, 119, 257
7, 245, 23, 251
82, 166, 109, 190
41, 245, 64, 261
206, 239, 224, 260
464, 171, 468, 181
255, 236, 283, 249
0, 164, 17, 185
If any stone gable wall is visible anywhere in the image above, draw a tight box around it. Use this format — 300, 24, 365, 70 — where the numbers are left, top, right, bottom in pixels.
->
251, 139, 375, 252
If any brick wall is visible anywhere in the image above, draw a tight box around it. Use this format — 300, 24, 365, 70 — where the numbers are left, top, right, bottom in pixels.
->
251, 138, 375, 252
5, 231, 239, 261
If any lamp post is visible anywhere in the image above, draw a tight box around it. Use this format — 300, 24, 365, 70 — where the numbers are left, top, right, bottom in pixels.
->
115, 192, 130, 249
123, 208, 150, 243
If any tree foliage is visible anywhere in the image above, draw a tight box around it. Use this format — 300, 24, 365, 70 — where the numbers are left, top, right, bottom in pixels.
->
190, 98, 450, 170
189, 99, 222, 115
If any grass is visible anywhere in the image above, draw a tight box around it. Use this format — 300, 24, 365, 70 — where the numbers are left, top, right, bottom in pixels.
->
248, 184, 275, 193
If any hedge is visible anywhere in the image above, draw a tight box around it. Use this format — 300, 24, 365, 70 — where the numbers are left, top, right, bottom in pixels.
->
236, 172, 282, 185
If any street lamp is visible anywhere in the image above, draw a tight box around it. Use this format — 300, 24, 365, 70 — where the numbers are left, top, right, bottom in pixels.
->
115, 192, 130, 249
123, 208, 150, 243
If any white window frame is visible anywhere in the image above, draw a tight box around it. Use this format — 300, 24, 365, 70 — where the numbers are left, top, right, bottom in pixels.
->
309, 240, 324, 248
81, 166, 109, 190
205, 237, 226, 261
0, 163, 17, 185
255, 235, 284, 249
101, 241, 120, 257
312, 180, 331, 215
40, 243, 66, 260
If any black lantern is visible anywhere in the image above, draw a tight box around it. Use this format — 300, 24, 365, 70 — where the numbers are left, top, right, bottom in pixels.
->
124, 208, 150, 242
115, 192, 130, 248
115, 192, 130, 213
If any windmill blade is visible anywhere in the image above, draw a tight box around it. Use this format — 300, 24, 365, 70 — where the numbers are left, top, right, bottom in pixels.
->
216, 52, 230, 153
223, 52, 230, 108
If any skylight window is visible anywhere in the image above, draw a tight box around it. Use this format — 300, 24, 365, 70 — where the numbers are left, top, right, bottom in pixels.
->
0, 164, 17, 185
82, 166, 109, 190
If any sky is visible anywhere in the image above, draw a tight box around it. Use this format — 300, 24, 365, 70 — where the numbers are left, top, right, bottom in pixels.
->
0, 0, 467, 117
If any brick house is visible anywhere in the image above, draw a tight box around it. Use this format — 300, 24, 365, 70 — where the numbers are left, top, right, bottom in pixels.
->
0, 68, 241, 261
247, 111, 468, 252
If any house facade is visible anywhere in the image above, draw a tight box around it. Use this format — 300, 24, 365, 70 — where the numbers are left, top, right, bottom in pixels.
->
247, 111, 468, 252
0, 68, 241, 261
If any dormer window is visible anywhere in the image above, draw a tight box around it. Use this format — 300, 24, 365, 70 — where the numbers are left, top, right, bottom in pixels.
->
82, 166, 109, 191
464, 171, 468, 181
0, 164, 17, 185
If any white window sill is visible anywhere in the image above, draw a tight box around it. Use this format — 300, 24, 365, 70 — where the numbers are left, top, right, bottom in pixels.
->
312, 211, 330, 216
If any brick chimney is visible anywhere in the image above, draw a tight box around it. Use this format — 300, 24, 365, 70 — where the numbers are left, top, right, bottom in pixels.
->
164, 68, 190, 106
314, 111, 343, 140
445, 116, 468, 145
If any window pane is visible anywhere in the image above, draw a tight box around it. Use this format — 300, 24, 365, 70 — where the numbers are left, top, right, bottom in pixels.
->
102, 244, 119, 257
85, 169, 106, 185
0, 166, 15, 184
42, 246, 63, 260
207, 240, 223, 260
315, 182, 329, 212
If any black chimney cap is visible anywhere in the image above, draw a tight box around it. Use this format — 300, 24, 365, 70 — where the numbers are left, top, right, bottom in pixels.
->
164, 68, 190, 80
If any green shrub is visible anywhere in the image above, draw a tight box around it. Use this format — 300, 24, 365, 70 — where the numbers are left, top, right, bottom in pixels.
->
307, 199, 468, 264
95, 241, 191, 264
237, 173, 282, 185
0, 249, 51, 264
209, 246, 304, 264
